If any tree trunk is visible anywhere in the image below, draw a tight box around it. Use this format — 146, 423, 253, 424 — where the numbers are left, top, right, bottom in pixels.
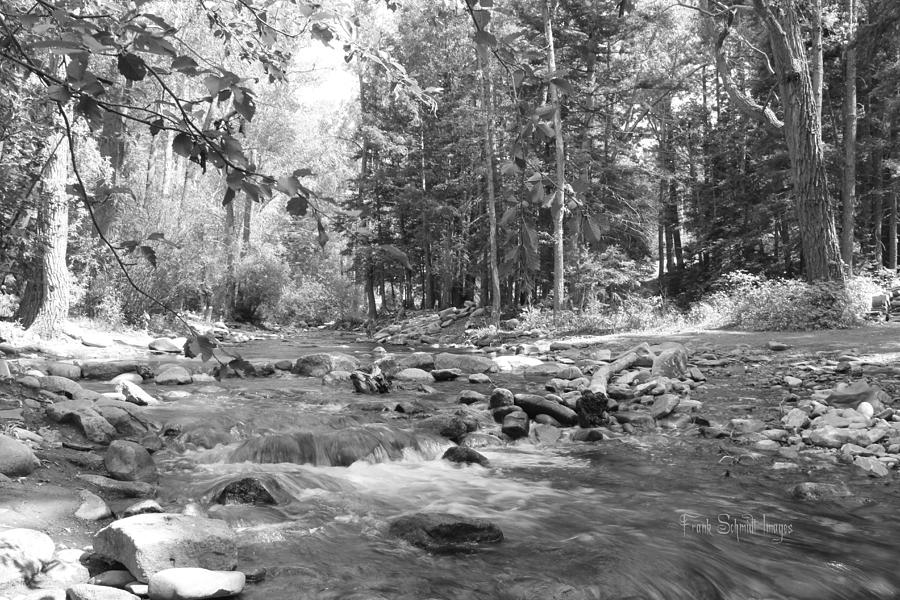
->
753, 0, 844, 282
17, 133, 69, 337
890, 183, 898, 271
840, 0, 858, 270
223, 195, 236, 320
544, 0, 566, 312
811, 0, 823, 117
476, 32, 501, 327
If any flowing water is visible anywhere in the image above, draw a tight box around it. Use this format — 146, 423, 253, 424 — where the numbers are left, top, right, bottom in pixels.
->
126, 334, 900, 599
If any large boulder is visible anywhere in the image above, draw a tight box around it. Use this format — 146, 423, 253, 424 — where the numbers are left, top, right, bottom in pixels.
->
81, 361, 142, 381
824, 381, 890, 411
397, 352, 435, 371
105, 440, 158, 483
93, 514, 238, 583
492, 355, 543, 373
651, 344, 689, 379
0, 528, 55, 586
0, 433, 40, 476
154, 366, 192, 386
292, 352, 359, 377
40, 375, 88, 399
148, 568, 245, 600
394, 368, 434, 382
522, 363, 565, 380
46, 400, 118, 444
513, 394, 577, 426
46, 362, 82, 380
432, 353, 495, 374
388, 513, 503, 553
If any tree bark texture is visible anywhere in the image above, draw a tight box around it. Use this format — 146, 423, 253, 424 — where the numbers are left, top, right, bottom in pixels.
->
17, 133, 70, 337
840, 0, 858, 270
477, 32, 501, 327
752, 0, 844, 282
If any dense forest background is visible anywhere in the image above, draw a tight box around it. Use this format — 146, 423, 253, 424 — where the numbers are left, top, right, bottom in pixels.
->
1, 0, 899, 337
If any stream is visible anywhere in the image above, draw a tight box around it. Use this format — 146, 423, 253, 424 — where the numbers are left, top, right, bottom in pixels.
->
112, 333, 900, 599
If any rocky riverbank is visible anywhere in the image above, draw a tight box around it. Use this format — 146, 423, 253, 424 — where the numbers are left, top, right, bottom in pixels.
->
1, 325, 900, 599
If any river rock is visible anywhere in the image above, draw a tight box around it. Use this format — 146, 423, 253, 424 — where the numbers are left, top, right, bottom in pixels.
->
93, 513, 238, 583
433, 353, 495, 373
388, 513, 503, 553
123, 500, 164, 517
523, 362, 564, 380
213, 477, 277, 505
46, 401, 118, 444
149, 338, 181, 353
110, 373, 144, 385
292, 352, 359, 377
40, 375, 88, 399
468, 373, 491, 384
513, 394, 577, 426
394, 368, 434, 382
571, 428, 606, 442
442, 446, 489, 467
95, 400, 153, 438
77, 474, 156, 498
67, 583, 140, 600
88, 570, 136, 587
75, 489, 113, 521
413, 414, 472, 442
489, 388, 515, 409
430, 368, 463, 382
493, 355, 543, 373
148, 567, 245, 600
105, 440, 157, 483
117, 380, 160, 406
154, 366, 192, 385
0, 433, 40, 476
852, 455, 890, 477
824, 381, 889, 410
0, 528, 55, 585
457, 390, 486, 405
650, 394, 680, 419
397, 352, 435, 370
81, 361, 142, 381
782, 408, 810, 430
729, 418, 766, 434
47, 362, 83, 380
501, 410, 530, 439
650, 344, 689, 379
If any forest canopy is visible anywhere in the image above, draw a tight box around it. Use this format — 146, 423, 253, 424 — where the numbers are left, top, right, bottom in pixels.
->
1, 0, 899, 337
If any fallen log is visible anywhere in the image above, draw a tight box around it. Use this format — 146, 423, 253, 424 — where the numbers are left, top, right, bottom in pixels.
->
588, 342, 655, 396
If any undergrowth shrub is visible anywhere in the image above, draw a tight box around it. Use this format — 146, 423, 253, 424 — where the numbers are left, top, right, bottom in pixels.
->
273, 274, 357, 325
233, 246, 290, 323
710, 271, 880, 331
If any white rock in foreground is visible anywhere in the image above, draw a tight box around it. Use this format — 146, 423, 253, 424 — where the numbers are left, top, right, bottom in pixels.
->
93, 513, 237, 583
148, 568, 245, 600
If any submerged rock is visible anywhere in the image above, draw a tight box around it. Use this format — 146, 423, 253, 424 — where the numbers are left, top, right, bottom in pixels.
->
230, 425, 439, 467
93, 513, 238, 583
388, 512, 503, 553
442, 446, 489, 467
212, 477, 279, 505
292, 352, 359, 377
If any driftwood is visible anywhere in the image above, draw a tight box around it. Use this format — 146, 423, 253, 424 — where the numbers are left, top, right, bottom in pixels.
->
588, 342, 655, 396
